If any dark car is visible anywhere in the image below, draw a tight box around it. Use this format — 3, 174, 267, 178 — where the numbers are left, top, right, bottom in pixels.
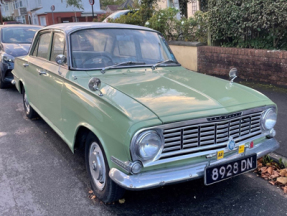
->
0, 24, 42, 88
2, 21, 22, 25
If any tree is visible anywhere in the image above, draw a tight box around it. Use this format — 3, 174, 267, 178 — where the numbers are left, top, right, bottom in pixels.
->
61, 0, 84, 10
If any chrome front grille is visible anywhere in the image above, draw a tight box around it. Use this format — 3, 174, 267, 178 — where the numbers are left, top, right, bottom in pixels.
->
161, 111, 262, 159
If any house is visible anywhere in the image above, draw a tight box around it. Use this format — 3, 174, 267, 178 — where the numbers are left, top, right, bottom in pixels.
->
157, 0, 199, 18
1, 0, 105, 26
105, 5, 119, 13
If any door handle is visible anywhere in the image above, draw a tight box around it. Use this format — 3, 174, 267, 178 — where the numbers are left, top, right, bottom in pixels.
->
36, 69, 47, 75
23, 63, 29, 67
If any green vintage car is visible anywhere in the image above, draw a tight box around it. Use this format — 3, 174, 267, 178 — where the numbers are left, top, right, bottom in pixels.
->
12, 23, 279, 203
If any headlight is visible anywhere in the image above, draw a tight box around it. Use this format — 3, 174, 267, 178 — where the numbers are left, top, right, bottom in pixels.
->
131, 130, 164, 164
261, 108, 277, 130
2, 53, 14, 63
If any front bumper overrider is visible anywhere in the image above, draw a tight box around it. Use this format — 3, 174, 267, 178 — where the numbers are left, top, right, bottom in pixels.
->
109, 138, 279, 190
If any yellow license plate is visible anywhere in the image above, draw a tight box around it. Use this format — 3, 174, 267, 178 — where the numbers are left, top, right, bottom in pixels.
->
238, 145, 245, 154
217, 150, 224, 160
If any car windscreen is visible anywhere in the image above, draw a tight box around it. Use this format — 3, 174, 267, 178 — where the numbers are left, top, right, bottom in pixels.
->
70, 29, 177, 69
1, 27, 40, 44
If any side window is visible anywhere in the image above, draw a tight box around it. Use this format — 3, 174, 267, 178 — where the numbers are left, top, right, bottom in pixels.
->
50, 32, 66, 63
37, 32, 51, 59
32, 38, 39, 56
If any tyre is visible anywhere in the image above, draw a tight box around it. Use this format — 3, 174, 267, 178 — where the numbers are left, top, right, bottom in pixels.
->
0, 72, 7, 89
85, 132, 125, 203
23, 88, 38, 119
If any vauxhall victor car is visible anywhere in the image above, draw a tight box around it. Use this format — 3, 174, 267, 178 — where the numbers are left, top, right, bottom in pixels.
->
12, 23, 279, 203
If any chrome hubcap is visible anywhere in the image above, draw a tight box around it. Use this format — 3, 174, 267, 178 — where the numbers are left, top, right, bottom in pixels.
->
24, 93, 30, 114
89, 142, 106, 191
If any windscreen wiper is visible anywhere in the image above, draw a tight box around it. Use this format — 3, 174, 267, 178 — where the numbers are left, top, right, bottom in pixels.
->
101, 61, 146, 74
152, 59, 177, 70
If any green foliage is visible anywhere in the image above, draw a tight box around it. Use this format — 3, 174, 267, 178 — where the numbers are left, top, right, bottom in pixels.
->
108, 7, 208, 43
109, 9, 144, 26
2, 16, 15, 22
263, 155, 273, 166
208, 0, 287, 50
146, 9, 208, 43
100, 0, 126, 9
61, 0, 83, 10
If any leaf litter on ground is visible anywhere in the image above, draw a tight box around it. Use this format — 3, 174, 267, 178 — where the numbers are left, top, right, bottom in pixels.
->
255, 157, 287, 194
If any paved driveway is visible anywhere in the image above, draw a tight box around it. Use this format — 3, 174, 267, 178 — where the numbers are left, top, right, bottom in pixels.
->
0, 86, 286, 216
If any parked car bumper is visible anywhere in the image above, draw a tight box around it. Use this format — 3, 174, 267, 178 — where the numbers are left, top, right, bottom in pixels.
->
0, 62, 14, 84
109, 138, 279, 190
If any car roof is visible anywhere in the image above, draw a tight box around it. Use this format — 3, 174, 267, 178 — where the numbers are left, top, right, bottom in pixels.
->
0, 24, 42, 28
42, 22, 157, 34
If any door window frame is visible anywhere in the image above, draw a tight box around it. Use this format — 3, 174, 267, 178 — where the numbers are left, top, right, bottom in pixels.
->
29, 29, 69, 69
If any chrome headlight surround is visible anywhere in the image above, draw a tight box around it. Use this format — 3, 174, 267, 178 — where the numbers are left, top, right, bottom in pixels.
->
261, 107, 277, 131
130, 129, 164, 166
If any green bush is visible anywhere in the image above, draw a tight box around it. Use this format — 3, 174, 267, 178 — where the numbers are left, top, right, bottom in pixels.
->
209, 0, 287, 50
146, 8, 208, 43
107, 7, 208, 43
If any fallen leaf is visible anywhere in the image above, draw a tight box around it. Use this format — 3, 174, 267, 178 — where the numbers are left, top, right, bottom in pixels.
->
119, 198, 125, 204
88, 190, 93, 194
261, 167, 268, 173
277, 177, 287, 185
269, 181, 276, 185
267, 167, 273, 175
280, 169, 287, 176
266, 163, 271, 167
284, 187, 287, 194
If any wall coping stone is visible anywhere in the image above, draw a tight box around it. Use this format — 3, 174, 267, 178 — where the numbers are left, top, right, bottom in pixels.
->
168, 41, 205, 47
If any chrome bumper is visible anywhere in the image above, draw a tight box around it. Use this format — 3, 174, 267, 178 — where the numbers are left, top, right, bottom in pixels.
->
109, 138, 279, 190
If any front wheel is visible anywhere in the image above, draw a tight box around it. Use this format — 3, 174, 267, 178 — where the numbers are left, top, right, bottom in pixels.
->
23, 88, 38, 119
85, 132, 125, 203
0, 72, 7, 89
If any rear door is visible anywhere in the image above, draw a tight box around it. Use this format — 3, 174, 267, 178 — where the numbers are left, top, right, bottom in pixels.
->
23, 30, 52, 110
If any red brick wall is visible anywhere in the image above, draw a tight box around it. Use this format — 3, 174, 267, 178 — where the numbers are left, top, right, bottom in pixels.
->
197, 46, 287, 87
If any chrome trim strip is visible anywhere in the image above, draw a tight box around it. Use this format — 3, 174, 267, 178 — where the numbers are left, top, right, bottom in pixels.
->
111, 138, 279, 190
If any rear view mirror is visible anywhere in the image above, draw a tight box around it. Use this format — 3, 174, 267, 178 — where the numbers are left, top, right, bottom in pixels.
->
55, 54, 67, 66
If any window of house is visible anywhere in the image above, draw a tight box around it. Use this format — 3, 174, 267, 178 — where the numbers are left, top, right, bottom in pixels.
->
5, 4, 8, 11
50, 33, 66, 63
36, 33, 51, 59
40, 16, 46, 26
14, 0, 23, 9
192, 1, 198, 15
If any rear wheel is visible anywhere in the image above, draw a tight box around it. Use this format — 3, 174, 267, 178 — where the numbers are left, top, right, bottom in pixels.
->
85, 132, 125, 203
23, 88, 38, 119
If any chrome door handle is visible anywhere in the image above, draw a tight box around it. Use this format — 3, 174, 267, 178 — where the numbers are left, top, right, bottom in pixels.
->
23, 63, 29, 67
36, 69, 47, 75
39, 71, 47, 75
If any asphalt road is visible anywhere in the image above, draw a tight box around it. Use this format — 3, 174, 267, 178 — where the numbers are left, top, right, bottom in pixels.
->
0, 85, 287, 216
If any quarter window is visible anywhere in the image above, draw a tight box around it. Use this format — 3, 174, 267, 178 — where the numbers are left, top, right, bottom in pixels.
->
50, 33, 66, 63
36, 33, 51, 59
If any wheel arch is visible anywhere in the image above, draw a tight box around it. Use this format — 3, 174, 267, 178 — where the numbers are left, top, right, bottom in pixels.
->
73, 123, 107, 155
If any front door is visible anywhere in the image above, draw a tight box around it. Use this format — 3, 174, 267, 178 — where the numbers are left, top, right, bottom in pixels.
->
30, 31, 67, 131
37, 31, 68, 131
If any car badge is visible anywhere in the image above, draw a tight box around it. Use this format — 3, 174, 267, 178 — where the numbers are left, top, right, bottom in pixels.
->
227, 136, 235, 150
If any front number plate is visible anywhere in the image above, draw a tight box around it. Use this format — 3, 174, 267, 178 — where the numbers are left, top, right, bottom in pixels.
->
204, 154, 257, 185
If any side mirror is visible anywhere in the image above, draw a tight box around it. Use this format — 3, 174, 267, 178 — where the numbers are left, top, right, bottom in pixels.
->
89, 77, 103, 96
229, 68, 238, 83
55, 54, 67, 65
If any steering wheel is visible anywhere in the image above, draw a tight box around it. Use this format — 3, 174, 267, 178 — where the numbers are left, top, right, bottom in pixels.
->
82, 53, 113, 68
